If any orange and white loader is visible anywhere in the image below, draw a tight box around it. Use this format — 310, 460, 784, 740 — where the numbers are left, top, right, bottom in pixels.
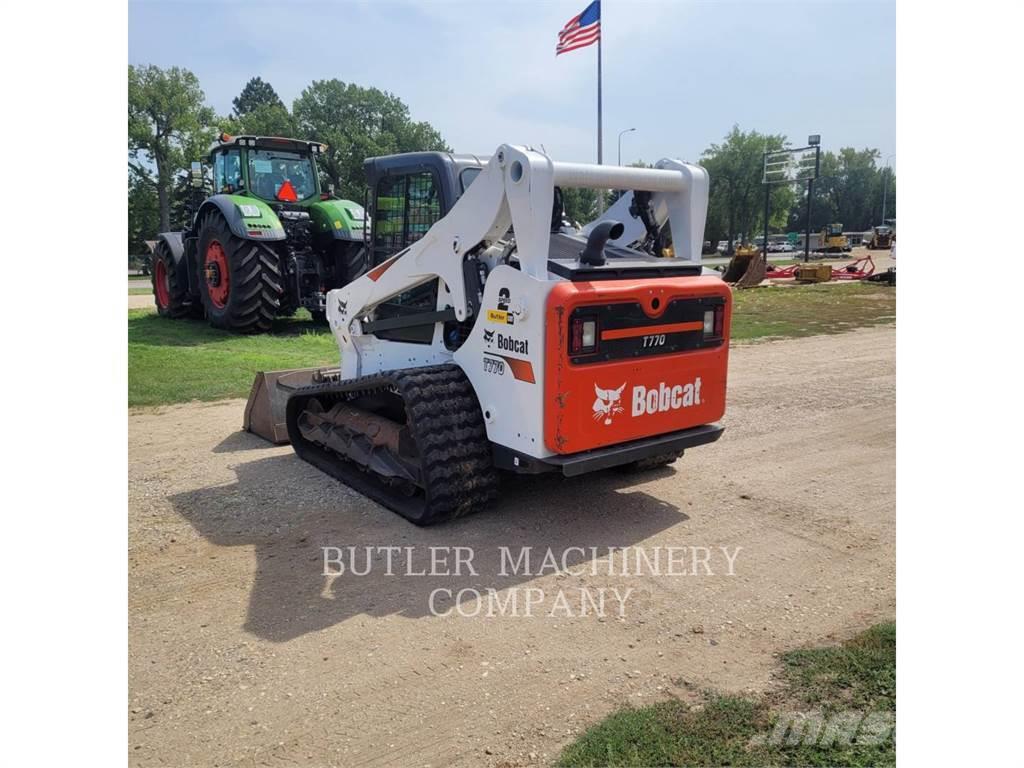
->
249, 145, 732, 525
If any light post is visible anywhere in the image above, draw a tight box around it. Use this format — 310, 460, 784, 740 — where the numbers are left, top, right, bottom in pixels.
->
617, 127, 636, 166
881, 154, 895, 224
804, 134, 821, 263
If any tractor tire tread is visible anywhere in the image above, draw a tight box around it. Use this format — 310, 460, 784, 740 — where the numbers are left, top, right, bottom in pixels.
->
198, 214, 284, 333
152, 240, 195, 319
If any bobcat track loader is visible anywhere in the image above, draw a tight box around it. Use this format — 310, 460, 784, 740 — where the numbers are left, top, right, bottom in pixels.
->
261, 145, 732, 525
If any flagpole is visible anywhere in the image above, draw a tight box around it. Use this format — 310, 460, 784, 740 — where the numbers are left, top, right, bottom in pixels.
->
596, 26, 604, 213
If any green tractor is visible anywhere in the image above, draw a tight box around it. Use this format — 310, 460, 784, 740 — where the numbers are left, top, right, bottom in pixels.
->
151, 134, 368, 332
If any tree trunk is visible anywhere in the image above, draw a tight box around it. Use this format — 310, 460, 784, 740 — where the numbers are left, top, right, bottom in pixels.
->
157, 179, 170, 233
155, 151, 170, 233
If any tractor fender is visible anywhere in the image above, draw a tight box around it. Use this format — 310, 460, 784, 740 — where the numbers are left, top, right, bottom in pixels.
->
153, 231, 202, 297
155, 231, 185, 262
194, 194, 286, 242
308, 198, 369, 242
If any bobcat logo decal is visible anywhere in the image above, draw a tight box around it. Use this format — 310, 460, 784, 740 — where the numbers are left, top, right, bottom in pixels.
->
483, 329, 495, 345
592, 383, 626, 425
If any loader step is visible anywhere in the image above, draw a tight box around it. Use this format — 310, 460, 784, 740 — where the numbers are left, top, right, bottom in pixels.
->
284, 364, 498, 525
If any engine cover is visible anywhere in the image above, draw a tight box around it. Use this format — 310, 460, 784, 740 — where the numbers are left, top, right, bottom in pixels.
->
544, 276, 731, 454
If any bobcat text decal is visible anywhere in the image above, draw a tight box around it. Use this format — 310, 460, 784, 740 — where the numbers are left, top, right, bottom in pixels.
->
592, 379, 703, 425
632, 378, 702, 416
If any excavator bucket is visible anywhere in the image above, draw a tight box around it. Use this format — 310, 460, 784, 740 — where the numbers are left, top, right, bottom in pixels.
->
243, 368, 326, 444
722, 251, 767, 288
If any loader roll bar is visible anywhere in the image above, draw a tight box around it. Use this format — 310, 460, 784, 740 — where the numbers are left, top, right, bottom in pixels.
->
551, 162, 690, 193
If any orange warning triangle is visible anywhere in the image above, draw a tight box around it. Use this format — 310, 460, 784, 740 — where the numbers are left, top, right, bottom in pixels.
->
276, 179, 298, 202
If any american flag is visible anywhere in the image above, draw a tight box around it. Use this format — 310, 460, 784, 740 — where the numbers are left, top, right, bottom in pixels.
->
556, 0, 601, 56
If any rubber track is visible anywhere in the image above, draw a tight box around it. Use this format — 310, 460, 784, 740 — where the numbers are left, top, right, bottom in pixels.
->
626, 450, 684, 472
285, 364, 498, 525
200, 212, 284, 333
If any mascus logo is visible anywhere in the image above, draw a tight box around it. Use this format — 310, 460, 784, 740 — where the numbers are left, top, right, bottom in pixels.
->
632, 378, 702, 417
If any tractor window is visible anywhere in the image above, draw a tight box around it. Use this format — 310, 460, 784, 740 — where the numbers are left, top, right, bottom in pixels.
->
213, 150, 242, 194
247, 149, 317, 202
372, 171, 442, 261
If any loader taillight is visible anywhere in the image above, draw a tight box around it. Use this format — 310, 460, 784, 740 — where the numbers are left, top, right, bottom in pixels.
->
703, 305, 724, 341
570, 317, 598, 355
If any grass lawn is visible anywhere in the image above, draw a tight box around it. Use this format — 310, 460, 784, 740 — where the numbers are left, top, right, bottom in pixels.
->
558, 622, 895, 767
128, 309, 338, 407
128, 287, 152, 295
127, 281, 894, 407
731, 282, 895, 342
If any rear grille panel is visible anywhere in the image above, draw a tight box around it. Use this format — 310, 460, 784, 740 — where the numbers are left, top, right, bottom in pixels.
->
570, 297, 725, 365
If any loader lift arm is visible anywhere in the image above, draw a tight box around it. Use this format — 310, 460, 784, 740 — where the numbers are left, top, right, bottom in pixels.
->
326, 145, 710, 380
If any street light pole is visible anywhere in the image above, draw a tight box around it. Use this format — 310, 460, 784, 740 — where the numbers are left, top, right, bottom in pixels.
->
881, 154, 895, 224
617, 127, 636, 166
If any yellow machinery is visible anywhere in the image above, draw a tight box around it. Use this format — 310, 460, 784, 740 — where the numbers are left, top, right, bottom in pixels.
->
793, 263, 833, 283
868, 225, 893, 250
820, 223, 850, 253
722, 243, 765, 288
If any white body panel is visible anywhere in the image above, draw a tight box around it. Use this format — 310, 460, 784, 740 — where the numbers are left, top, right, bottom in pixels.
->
325, 145, 710, 458
452, 266, 556, 458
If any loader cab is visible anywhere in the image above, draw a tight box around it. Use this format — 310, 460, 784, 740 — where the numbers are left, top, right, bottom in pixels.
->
362, 152, 485, 345
364, 152, 486, 266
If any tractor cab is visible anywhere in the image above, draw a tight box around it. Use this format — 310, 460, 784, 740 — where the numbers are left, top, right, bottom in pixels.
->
207, 134, 326, 205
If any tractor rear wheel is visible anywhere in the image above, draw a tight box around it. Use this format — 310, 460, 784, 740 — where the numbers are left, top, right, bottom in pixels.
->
197, 212, 284, 333
332, 241, 369, 285
151, 240, 193, 319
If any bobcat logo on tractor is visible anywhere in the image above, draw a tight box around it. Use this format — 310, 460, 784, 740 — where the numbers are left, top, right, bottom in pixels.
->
592, 383, 626, 425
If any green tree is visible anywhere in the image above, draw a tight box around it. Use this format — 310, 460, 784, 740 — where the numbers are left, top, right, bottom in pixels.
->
221, 102, 297, 138
870, 167, 896, 224
700, 126, 789, 251
128, 174, 159, 257
223, 76, 296, 137
561, 187, 599, 225
292, 79, 449, 199
232, 76, 284, 116
128, 64, 216, 232
788, 148, 893, 232
819, 147, 882, 230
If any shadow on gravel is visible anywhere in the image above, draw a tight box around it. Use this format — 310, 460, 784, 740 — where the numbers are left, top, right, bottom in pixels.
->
211, 430, 270, 453
171, 447, 688, 642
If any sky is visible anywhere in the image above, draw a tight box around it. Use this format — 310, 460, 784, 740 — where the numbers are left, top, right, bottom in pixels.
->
128, 0, 895, 168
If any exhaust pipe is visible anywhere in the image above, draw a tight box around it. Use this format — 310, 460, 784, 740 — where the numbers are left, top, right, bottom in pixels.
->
579, 220, 625, 266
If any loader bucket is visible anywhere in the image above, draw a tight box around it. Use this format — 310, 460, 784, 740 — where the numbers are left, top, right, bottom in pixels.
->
243, 368, 325, 444
722, 251, 767, 288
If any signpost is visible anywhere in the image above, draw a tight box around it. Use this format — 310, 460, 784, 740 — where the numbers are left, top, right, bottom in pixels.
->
762, 137, 821, 263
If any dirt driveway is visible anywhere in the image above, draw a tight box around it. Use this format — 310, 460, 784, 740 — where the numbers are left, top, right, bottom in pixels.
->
129, 326, 895, 767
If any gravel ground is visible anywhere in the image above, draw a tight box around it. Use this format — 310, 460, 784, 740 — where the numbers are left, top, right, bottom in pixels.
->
128, 326, 895, 767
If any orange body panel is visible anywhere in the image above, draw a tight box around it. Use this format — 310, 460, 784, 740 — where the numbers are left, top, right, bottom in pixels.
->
544, 277, 732, 454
